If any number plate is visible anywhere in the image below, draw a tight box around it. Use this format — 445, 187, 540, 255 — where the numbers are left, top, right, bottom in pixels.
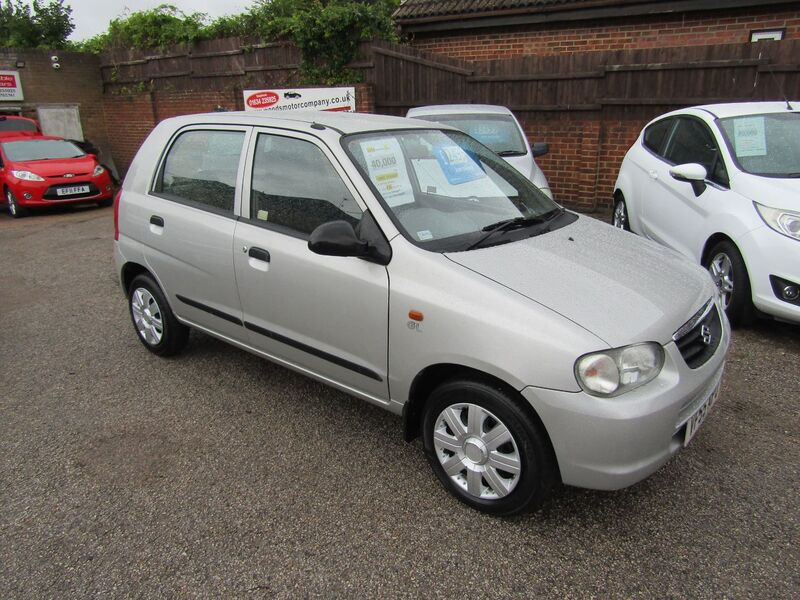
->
684, 382, 720, 447
56, 185, 90, 196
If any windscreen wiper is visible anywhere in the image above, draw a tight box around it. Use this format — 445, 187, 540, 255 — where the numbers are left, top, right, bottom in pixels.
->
466, 207, 564, 251
496, 150, 526, 157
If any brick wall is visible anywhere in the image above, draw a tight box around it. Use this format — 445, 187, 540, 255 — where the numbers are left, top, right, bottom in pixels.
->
0, 48, 109, 150
410, 9, 800, 59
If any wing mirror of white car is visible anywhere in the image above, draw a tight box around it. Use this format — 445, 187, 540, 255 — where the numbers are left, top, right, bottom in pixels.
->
531, 142, 549, 157
308, 219, 391, 265
669, 163, 708, 197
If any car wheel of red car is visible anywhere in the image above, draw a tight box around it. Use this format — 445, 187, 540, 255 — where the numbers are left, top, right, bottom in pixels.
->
5, 188, 27, 218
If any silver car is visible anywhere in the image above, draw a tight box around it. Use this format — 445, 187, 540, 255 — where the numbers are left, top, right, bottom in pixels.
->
114, 111, 729, 515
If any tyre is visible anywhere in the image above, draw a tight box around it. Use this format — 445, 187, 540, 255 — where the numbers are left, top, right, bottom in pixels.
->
6, 188, 27, 218
704, 240, 754, 326
422, 379, 556, 516
128, 274, 189, 356
611, 195, 630, 231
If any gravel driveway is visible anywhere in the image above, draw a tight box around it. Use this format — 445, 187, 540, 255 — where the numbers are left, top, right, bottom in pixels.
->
1, 207, 797, 598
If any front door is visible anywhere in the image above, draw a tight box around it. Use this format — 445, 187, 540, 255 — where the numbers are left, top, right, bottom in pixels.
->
233, 130, 390, 403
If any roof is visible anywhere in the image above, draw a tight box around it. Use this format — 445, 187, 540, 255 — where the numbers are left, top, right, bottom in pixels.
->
695, 101, 800, 118
394, 0, 798, 32
163, 110, 450, 135
407, 104, 515, 117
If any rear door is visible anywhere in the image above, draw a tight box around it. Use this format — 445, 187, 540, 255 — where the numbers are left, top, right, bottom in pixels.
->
232, 129, 390, 403
137, 126, 249, 340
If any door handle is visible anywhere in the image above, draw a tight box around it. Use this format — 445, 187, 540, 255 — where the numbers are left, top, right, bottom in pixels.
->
150, 215, 164, 227
648, 170, 658, 180
248, 247, 270, 262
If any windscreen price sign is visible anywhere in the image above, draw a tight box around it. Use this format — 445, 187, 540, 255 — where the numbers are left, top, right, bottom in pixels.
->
0, 71, 23, 101
243, 87, 355, 112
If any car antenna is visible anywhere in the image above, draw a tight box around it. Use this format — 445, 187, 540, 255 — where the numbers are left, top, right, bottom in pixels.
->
758, 51, 794, 110
310, 122, 326, 130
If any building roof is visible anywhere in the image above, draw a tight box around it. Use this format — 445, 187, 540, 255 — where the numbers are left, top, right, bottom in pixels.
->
394, 0, 797, 32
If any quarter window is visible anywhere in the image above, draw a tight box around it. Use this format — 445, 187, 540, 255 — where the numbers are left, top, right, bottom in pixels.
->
664, 118, 729, 186
249, 134, 362, 236
157, 129, 245, 213
643, 118, 674, 156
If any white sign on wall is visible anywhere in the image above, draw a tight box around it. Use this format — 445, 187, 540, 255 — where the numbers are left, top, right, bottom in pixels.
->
0, 70, 24, 101
243, 87, 356, 112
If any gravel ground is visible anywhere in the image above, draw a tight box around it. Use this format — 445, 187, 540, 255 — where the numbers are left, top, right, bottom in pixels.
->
1, 207, 798, 598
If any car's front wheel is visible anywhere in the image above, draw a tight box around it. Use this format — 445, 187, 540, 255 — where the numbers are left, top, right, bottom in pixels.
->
423, 379, 556, 516
611, 195, 630, 231
6, 188, 27, 218
128, 274, 189, 356
705, 240, 754, 326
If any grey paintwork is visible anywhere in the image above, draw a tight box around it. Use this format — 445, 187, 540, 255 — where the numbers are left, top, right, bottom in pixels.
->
115, 110, 729, 491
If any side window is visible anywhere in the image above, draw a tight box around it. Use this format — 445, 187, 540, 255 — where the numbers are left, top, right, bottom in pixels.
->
664, 118, 729, 187
643, 118, 674, 156
156, 130, 245, 213
250, 134, 362, 236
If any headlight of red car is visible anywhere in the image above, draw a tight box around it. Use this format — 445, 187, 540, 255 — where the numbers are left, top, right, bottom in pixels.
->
11, 170, 44, 181
93, 164, 105, 177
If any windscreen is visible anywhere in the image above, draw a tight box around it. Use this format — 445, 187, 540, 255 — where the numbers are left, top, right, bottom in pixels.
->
2, 139, 85, 161
415, 114, 527, 155
0, 118, 37, 132
345, 129, 562, 252
718, 112, 800, 177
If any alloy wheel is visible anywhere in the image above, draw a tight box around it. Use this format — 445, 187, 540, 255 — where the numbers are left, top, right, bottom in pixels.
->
709, 252, 734, 309
432, 403, 521, 500
612, 201, 627, 229
7, 190, 17, 216
131, 287, 164, 345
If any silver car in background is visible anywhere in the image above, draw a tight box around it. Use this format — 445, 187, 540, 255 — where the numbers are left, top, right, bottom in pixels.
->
407, 104, 553, 198
114, 111, 729, 515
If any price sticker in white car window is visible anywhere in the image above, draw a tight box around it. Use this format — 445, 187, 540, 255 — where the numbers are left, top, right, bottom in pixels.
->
733, 116, 767, 157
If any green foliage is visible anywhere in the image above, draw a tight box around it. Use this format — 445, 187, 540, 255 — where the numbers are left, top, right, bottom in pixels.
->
0, 0, 74, 48
75, 4, 207, 52
256, 0, 400, 85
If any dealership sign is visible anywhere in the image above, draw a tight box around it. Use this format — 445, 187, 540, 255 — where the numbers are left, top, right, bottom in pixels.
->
243, 87, 355, 112
0, 71, 24, 101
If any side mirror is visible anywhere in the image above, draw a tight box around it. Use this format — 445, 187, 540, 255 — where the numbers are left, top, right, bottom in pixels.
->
531, 142, 549, 158
669, 163, 707, 196
309, 220, 370, 259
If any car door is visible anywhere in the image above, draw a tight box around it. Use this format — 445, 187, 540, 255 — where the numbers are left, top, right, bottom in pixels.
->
642, 116, 731, 259
140, 126, 249, 340
232, 129, 390, 403
629, 117, 676, 238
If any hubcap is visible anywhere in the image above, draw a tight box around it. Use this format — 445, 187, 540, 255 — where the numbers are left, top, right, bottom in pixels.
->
433, 403, 521, 500
709, 253, 734, 309
613, 201, 626, 229
131, 287, 164, 345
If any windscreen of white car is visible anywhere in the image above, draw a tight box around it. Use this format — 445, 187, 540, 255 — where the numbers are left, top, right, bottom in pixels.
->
1, 139, 84, 161
718, 112, 800, 177
345, 129, 573, 252
414, 114, 528, 157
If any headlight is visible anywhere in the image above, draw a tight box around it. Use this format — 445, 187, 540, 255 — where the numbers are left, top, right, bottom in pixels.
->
575, 342, 665, 397
93, 164, 105, 177
11, 170, 44, 181
754, 202, 800, 241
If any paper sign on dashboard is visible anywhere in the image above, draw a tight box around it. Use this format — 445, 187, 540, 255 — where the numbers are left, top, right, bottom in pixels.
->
733, 116, 767, 157
360, 138, 415, 207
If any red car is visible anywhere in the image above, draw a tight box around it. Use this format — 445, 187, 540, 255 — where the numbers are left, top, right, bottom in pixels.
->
0, 115, 42, 139
1, 136, 114, 218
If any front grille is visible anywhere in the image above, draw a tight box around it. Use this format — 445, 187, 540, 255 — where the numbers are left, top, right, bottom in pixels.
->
673, 300, 722, 369
42, 182, 100, 200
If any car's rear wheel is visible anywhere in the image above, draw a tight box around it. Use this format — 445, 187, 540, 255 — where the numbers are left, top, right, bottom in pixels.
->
6, 188, 27, 218
128, 274, 189, 356
612, 195, 630, 231
705, 240, 754, 326
423, 379, 556, 516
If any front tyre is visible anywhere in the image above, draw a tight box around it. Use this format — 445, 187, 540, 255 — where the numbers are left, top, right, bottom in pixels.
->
6, 188, 27, 218
612, 195, 630, 231
705, 240, 754, 326
128, 274, 189, 356
423, 380, 556, 516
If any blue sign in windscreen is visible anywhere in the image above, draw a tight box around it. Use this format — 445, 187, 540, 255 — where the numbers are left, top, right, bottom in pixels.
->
433, 144, 486, 185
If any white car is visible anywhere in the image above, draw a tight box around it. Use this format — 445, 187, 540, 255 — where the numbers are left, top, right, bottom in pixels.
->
407, 104, 553, 198
613, 102, 800, 325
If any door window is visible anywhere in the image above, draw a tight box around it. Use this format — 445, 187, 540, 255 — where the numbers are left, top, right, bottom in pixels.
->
156, 129, 245, 213
249, 133, 362, 236
664, 118, 729, 186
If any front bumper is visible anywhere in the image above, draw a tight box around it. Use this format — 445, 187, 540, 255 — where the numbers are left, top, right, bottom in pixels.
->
738, 225, 800, 323
7, 174, 113, 206
522, 309, 730, 490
